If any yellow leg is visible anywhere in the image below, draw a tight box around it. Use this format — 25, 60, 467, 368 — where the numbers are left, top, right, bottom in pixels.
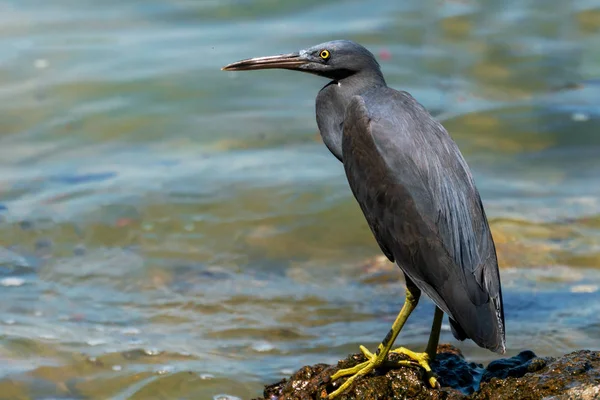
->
327, 277, 421, 399
426, 306, 444, 360
390, 306, 444, 389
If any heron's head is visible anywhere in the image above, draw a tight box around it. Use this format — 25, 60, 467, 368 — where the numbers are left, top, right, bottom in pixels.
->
222, 40, 383, 81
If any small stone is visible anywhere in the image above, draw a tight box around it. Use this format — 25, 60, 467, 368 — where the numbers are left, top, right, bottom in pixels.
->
34, 59, 49, 69
0, 277, 25, 287
252, 341, 275, 352
121, 327, 141, 335
86, 339, 107, 347
144, 348, 160, 356
155, 365, 175, 375
572, 112, 590, 122
184, 223, 194, 232
213, 395, 242, 400
200, 373, 214, 380
73, 245, 86, 256
571, 284, 598, 293
19, 220, 33, 230
39, 334, 57, 340
112, 365, 122, 371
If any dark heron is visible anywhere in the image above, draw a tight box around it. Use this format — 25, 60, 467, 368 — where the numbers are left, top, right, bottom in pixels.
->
222, 40, 505, 398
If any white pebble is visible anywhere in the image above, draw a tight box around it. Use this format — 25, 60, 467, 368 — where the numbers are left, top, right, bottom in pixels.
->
86, 339, 107, 347
112, 365, 122, 371
572, 112, 589, 122
571, 284, 598, 293
121, 327, 141, 335
1, 277, 25, 287
213, 395, 242, 400
200, 373, 214, 380
39, 334, 57, 340
252, 341, 275, 352
34, 59, 49, 69
144, 348, 160, 356
155, 365, 175, 375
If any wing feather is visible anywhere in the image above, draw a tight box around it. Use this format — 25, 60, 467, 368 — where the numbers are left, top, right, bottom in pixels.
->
341, 90, 505, 353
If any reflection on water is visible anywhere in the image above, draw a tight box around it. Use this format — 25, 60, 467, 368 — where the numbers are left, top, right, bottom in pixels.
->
1, 0, 600, 399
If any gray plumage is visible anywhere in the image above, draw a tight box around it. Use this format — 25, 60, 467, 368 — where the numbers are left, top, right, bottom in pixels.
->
222, 39, 506, 353
342, 90, 504, 352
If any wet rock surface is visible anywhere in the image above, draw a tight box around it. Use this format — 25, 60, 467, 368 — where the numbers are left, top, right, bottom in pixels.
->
254, 345, 600, 400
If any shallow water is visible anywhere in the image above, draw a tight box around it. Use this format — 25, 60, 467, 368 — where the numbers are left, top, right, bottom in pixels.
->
1, 1, 600, 399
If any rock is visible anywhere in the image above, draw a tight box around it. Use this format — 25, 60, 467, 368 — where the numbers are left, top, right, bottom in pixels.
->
475, 350, 600, 400
253, 345, 600, 400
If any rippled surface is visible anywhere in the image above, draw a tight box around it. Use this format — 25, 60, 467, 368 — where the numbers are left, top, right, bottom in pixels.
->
1, 1, 600, 399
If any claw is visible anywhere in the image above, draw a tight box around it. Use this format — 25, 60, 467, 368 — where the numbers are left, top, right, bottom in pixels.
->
327, 359, 377, 399
390, 346, 439, 388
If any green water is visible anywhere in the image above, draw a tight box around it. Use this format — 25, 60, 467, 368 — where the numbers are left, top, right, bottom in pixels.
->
1, 1, 600, 399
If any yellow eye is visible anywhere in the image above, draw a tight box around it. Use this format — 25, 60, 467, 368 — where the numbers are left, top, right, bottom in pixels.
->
320, 49, 330, 59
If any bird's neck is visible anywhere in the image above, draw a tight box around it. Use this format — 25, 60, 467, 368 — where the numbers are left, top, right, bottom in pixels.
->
316, 71, 386, 161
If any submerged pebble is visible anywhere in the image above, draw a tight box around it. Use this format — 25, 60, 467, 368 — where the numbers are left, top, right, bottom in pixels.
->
571, 284, 598, 293
34, 58, 49, 69
572, 112, 590, 121
121, 327, 141, 335
0, 277, 25, 287
252, 341, 275, 352
155, 365, 175, 375
19, 220, 33, 230
73, 245, 86, 256
213, 395, 242, 400
35, 238, 53, 250
86, 339, 107, 347
39, 334, 57, 340
144, 348, 161, 356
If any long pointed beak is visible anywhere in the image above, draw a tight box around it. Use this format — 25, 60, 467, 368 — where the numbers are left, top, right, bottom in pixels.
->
221, 52, 309, 71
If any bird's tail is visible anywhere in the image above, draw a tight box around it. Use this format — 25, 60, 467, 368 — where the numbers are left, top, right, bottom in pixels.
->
448, 292, 506, 354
